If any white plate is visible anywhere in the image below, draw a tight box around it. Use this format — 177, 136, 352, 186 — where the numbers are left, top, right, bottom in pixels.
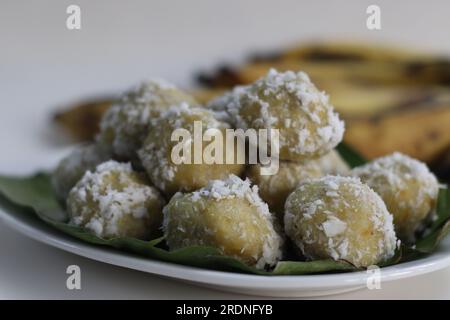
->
1, 206, 450, 298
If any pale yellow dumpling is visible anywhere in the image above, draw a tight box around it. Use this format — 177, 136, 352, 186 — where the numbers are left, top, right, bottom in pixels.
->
98, 80, 197, 160
52, 143, 111, 200
246, 149, 349, 217
163, 175, 283, 269
285, 176, 398, 267
67, 160, 165, 240
138, 105, 244, 195
247, 160, 323, 217
316, 149, 350, 175
210, 69, 344, 161
352, 152, 439, 242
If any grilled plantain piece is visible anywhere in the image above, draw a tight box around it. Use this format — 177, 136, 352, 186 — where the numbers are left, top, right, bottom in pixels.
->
53, 98, 114, 141
198, 59, 450, 89
249, 42, 428, 63
344, 102, 450, 163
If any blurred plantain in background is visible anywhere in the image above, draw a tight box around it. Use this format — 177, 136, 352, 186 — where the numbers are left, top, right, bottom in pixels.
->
53, 42, 450, 181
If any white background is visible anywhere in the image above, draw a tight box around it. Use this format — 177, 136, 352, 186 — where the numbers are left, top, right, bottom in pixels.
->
1, 0, 450, 299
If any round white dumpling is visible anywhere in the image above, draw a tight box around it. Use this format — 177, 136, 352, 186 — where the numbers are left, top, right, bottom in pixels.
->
67, 160, 165, 239
352, 152, 439, 242
247, 160, 323, 217
285, 176, 398, 267
209, 69, 344, 161
163, 175, 283, 269
98, 80, 197, 160
52, 143, 111, 200
316, 149, 350, 175
138, 104, 244, 195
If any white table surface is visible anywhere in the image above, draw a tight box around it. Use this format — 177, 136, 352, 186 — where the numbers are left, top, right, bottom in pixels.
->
1, 0, 450, 299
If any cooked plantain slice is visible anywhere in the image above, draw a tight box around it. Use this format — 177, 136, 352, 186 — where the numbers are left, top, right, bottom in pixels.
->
53, 98, 114, 141
345, 102, 450, 163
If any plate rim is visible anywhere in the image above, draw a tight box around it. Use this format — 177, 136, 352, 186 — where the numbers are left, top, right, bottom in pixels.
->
1, 207, 450, 291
